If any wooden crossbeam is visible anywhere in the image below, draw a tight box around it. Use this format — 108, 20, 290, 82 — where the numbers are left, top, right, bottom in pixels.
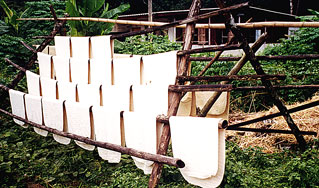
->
177, 74, 286, 82
177, 43, 242, 56
189, 54, 319, 61
227, 127, 317, 136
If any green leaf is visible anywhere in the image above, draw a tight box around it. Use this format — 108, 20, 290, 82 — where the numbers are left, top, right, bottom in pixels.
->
100, 3, 130, 19
0, 0, 14, 19
79, 0, 105, 17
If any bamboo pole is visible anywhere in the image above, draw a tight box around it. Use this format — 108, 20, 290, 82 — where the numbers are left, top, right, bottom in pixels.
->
17, 17, 319, 29
234, 85, 319, 90
177, 74, 286, 82
168, 84, 319, 92
177, 43, 242, 56
227, 127, 317, 136
0, 107, 185, 168
169, 84, 233, 92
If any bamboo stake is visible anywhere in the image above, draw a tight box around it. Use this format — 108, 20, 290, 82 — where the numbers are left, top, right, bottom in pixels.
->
17, 17, 319, 29
0, 107, 185, 168
148, 1, 202, 187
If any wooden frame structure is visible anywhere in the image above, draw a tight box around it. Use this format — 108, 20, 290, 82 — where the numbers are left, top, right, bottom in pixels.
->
1, 1, 319, 187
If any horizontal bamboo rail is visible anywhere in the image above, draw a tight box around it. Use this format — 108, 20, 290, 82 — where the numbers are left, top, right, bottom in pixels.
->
169, 84, 319, 92
0, 106, 185, 168
177, 74, 286, 82
17, 17, 319, 29
169, 84, 233, 92
177, 43, 242, 55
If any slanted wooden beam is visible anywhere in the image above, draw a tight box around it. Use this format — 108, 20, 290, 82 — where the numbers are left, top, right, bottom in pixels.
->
215, 0, 307, 150
20, 41, 37, 54
148, 1, 202, 187
5, 58, 27, 73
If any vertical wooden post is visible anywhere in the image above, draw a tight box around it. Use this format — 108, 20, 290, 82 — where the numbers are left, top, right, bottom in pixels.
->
148, 0, 153, 23
148, 0, 202, 187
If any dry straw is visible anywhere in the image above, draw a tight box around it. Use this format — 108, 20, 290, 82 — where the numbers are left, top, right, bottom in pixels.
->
228, 94, 319, 153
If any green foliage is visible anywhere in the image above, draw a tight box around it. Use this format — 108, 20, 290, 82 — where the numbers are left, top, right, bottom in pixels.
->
192, 13, 319, 112
2, 115, 319, 187
0, 1, 66, 88
262, 15, 319, 105
21, 1, 66, 39
0, 0, 30, 35
115, 33, 182, 55
65, 0, 129, 36
222, 141, 319, 187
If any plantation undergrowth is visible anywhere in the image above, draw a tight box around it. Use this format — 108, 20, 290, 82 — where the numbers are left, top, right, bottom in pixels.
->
1, 115, 319, 187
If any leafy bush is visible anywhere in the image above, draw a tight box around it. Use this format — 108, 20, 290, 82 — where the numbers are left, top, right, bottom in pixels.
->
65, 0, 130, 36
115, 33, 182, 55
222, 141, 319, 187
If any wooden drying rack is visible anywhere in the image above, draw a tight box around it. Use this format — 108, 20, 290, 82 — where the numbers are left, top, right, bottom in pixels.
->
1, 1, 319, 187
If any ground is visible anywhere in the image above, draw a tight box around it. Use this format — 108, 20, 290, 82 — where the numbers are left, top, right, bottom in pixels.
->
227, 94, 319, 153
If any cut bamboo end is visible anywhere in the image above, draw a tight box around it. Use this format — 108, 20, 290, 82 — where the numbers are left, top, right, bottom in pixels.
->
219, 119, 228, 129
